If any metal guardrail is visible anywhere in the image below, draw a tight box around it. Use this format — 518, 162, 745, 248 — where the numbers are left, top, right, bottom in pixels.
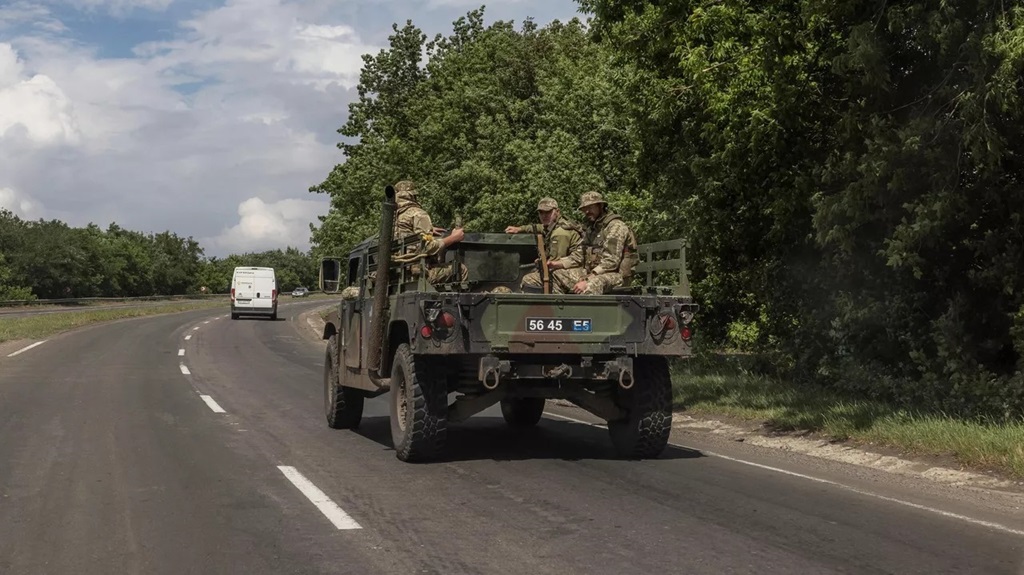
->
0, 294, 228, 308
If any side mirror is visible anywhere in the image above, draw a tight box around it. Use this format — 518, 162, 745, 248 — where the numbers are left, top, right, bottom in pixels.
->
319, 257, 342, 293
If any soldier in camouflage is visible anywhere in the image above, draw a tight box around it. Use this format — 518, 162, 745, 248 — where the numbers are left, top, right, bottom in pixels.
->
505, 197, 584, 291
393, 180, 469, 285
548, 191, 639, 294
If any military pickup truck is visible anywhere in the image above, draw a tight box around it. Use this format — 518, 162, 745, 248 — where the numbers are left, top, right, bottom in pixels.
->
318, 185, 698, 462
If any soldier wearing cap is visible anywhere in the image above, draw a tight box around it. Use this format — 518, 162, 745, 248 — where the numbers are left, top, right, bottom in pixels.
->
548, 191, 639, 294
505, 197, 584, 291
392, 180, 468, 285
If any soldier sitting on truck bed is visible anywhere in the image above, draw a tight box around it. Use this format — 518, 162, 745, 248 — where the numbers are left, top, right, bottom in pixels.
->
548, 191, 639, 295
392, 180, 469, 285
505, 197, 584, 292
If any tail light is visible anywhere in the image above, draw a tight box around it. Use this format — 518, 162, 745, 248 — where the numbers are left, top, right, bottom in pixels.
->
650, 312, 677, 337
681, 326, 693, 341
230, 287, 235, 301
439, 312, 456, 328
420, 325, 433, 338
271, 289, 277, 301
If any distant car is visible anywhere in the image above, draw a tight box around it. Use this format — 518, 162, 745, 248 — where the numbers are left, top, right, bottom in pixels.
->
291, 287, 309, 297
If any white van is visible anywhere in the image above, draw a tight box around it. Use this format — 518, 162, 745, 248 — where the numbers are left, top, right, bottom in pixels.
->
231, 266, 278, 320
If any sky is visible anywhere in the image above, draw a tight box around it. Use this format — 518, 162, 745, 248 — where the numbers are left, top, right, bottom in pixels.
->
0, 0, 585, 258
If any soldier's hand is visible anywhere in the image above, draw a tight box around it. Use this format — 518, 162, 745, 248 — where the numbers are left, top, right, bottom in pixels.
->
547, 260, 564, 270
573, 279, 588, 294
505, 226, 520, 234
433, 226, 448, 236
449, 227, 465, 242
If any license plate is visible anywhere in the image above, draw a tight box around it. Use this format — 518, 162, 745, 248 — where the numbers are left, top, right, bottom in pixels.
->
525, 318, 592, 332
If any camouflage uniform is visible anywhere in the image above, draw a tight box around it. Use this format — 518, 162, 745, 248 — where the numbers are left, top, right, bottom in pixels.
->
510, 197, 584, 291
393, 180, 468, 285
550, 191, 639, 294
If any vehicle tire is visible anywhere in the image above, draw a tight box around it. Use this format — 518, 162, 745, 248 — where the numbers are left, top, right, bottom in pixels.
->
231, 313, 238, 320
608, 357, 672, 459
389, 343, 447, 462
500, 397, 545, 428
324, 335, 363, 429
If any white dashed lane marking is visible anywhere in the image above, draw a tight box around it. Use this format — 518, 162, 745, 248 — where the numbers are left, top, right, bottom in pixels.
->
200, 395, 226, 413
7, 341, 47, 357
277, 466, 362, 530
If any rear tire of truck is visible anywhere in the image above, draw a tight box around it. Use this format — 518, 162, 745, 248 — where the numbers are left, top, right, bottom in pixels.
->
389, 343, 448, 462
324, 334, 363, 429
608, 357, 672, 459
500, 398, 545, 428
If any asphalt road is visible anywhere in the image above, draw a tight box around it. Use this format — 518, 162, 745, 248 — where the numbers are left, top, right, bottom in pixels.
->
1, 301, 1022, 574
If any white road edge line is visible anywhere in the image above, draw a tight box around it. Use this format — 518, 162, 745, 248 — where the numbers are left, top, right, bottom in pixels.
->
6, 340, 47, 357
179, 364, 191, 375
200, 395, 226, 413
192, 326, 200, 331
277, 466, 362, 530
545, 412, 1024, 538
203, 320, 210, 324
185, 335, 192, 341
178, 349, 185, 356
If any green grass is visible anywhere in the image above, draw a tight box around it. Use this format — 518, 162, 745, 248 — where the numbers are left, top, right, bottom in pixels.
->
672, 356, 1024, 480
0, 299, 228, 343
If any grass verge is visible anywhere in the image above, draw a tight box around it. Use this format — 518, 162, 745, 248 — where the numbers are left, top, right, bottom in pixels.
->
0, 299, 228, 343
672, 355, 1024, 480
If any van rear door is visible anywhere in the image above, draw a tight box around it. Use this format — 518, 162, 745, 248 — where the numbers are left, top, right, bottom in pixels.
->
234, 275, 256, 302
251, 274, 276, 310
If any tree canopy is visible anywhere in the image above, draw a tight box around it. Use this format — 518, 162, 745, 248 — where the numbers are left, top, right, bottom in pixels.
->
310, 4, 1024, 420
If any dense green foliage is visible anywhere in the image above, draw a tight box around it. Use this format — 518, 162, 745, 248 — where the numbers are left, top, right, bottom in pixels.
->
0, 209, 318, 299
311, 4, 1024, 420
309, 13, 646, 257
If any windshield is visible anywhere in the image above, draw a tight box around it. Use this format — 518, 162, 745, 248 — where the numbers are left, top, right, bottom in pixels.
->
459, 249, 528, 282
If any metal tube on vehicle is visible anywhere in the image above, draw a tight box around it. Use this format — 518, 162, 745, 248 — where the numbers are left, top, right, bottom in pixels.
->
366, 185, 396, 377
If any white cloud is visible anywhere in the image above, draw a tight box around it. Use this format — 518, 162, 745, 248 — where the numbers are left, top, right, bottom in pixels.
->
0, 43, 80, 146
137, 0, 373, 90
46, 0, 175, 16
0, 3, 67, 34
0, 0, 372, 255
203, 196, 328, 253
0, 187, 44, 219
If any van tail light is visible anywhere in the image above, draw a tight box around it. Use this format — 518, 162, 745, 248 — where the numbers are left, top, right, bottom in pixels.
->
272, 289, 277, 301
231, 288, 235, 301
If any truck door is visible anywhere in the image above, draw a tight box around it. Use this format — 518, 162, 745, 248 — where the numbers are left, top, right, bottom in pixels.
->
343, 256, 362, 369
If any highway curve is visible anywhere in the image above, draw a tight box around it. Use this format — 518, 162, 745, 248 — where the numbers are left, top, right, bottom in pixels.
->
1, 301, 1022, 574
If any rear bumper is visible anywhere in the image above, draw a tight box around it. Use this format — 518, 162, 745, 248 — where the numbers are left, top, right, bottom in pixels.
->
231, 302, 277, 315
478, 354, 633, 386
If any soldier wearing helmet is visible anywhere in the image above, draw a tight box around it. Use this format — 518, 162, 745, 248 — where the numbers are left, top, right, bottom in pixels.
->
392, 180, 468, 285
505, 197, 584, 291
548, 190, 638, 294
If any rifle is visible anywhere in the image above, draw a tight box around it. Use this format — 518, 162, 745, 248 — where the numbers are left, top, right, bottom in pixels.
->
535, 233, 551, 294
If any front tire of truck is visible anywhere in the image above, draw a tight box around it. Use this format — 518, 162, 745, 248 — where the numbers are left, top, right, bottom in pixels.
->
324, 334, 363, 429
389, 343, 448, 462
500, 398, 545, 428
607, 356, 672, 459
